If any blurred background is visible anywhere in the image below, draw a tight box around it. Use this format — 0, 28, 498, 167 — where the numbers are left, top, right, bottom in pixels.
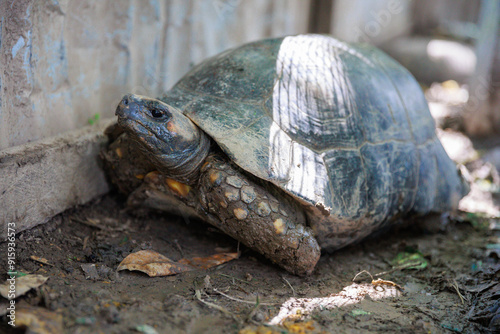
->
0, 0, 498, 151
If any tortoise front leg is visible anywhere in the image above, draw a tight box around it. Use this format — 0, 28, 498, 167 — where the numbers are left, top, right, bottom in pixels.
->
101, 131, 320, 275
198, 155, 320, 276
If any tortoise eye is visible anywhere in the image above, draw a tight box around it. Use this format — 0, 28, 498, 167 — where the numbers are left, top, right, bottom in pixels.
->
150, 108, 163, 118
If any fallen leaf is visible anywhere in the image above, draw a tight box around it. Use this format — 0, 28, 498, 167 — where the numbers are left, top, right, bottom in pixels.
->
136, 324, 159, 334
0, 274, 49, 299
81, 263, 100, 280
117, 250, 239, 277
239, 320, 320, 334
17, 304, 63, 334
179, 252, 239, 270
30, 256, 53, 266
117, 250, 193, 277
283, 320, 317, 333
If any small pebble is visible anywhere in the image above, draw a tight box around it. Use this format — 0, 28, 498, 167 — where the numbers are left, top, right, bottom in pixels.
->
253, 311, 265, 322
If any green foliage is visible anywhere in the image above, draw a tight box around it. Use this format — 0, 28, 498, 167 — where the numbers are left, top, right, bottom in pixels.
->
7, 271, 27, 278
465, 212, 491, 230
351, 309, 370, 317
391, 250, 428, 270
88, 113, 100, 125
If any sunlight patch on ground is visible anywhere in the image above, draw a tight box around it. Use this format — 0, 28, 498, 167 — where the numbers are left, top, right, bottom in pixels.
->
268, 282, 401, 325
435, 129, 500, 218
426, 40, 476, 78
436, 129, 477, 164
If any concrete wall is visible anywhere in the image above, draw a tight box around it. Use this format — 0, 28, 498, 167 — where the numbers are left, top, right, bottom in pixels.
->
0, 0, 310, 234
0, 0, 310, 151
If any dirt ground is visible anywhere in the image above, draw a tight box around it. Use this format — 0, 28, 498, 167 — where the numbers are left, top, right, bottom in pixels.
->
2, 81, 500, 334
1, 141, 499, 334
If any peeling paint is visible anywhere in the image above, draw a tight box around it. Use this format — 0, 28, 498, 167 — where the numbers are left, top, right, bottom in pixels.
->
0, 16, 3, 127
0, 16, 3, 51
12, 36, 25, 58
0, 73, 2, 125
22, 30, 32, 87
41, 33, 68, 91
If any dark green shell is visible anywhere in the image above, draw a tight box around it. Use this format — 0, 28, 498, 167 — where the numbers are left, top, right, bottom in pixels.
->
161, 34, 467, 249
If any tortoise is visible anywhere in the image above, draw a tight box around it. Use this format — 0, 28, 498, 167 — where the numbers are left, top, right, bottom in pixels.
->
103, 34, 468, 275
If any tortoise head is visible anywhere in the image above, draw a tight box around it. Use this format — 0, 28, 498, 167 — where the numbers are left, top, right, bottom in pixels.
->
115, 94, 210, 183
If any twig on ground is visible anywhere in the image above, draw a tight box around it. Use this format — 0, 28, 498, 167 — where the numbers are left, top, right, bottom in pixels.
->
218, 273, 254, 285
353, 270, 403, 291
450, 279, 465, 304
30, 255, 54, 266
353, 270, 375, 282
281, 275, 296, 297
195, 289, 240, 323
213, 288, 277, 306
246, 295, 261, 323
82, 236, 89, 250
373, 261, 424, 277
174, 239, 185, 258
70, 216, 103, 230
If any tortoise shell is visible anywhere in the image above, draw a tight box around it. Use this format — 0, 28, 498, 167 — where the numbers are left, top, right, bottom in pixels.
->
159, 34, 467, 248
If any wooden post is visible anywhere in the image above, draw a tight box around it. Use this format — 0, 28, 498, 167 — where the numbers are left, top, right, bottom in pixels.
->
309, 0, 333, 33
463, 0, 500, 136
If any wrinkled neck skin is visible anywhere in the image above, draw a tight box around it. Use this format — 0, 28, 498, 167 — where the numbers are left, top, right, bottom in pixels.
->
148, 130, 211, 185
127, 118, 211, 185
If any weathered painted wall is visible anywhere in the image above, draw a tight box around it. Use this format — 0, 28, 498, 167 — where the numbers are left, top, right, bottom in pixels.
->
331, 0, 412, 45
0, 0, 310, 150
0, 0, 310, 233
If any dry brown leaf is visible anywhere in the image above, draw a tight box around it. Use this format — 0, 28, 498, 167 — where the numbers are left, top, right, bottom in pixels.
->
17, 304, 63, 334
117, 250, 193, 277
179, 252, 239, 270
81, 263, 100, 280
0, 274, 49, 299
30, 255, 53, 266
117, 250, 239, 277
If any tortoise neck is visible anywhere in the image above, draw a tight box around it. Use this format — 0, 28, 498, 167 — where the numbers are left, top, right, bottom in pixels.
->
153, 131, 211, 185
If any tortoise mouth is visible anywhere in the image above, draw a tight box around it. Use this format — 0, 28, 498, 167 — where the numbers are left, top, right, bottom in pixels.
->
118, 117, 169, 152
115, 105, 125, 118
115, 99, 163, 143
